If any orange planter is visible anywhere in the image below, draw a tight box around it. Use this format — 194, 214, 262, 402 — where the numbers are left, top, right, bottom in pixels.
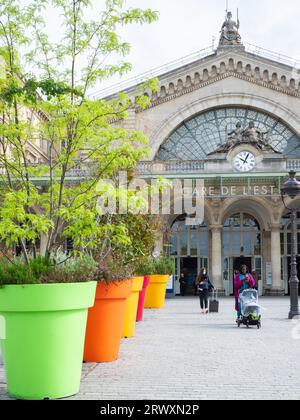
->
83, 279, 132, 363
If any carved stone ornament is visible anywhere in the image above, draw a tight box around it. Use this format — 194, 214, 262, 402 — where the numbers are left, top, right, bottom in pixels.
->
210, 121, 282, 155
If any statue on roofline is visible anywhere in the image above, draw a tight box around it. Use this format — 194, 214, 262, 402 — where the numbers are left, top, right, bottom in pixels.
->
219, 10, 242, 46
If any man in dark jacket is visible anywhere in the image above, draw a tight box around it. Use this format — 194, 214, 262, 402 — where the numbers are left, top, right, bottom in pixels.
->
179, 273, 188, 296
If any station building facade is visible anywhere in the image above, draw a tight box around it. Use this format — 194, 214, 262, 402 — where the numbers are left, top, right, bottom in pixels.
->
108, 13, 300, 296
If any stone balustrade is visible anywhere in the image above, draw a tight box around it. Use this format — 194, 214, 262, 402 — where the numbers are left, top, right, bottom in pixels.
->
136, 160, 206, 175
286, 160, 300, 170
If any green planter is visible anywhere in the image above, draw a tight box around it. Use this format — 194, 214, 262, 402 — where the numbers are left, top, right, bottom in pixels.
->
0, 282, 96, 400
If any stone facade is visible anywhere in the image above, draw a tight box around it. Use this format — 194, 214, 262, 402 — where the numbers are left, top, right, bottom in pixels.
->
110, 32, 300, 296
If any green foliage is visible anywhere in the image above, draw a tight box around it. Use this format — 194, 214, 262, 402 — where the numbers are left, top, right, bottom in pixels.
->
152, 254, 174, 275
40, 252, 98, 283
135, 254, 174, 276
0, 253, 98, 285
0, 0, 160, 280
134, 256, 155, 276
0, 256, 51, 285
96, 252, 134, 283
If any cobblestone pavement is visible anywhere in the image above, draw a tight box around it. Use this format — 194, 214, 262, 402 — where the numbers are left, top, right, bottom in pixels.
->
1, 297, 300, 400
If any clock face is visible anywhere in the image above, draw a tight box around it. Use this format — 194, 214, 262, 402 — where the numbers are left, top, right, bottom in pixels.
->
234, 151, 256, 172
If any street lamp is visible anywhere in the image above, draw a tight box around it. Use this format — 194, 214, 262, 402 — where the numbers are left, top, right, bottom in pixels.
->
281, 170, 300, 319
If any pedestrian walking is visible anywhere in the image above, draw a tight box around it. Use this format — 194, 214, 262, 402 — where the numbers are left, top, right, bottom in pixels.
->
234, 265, 255, 321
179, 273, 188, 296
197, 268, 214, 314
251, 269, 259, 290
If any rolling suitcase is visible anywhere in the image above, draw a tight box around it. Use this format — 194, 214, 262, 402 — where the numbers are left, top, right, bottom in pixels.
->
209, 289, 219, 313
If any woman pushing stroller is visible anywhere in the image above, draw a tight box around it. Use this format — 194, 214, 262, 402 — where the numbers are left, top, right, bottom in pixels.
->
234, 265, 255, 322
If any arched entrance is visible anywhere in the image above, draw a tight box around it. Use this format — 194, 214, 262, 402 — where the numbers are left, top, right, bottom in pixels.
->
170, 215, 209, 295
222, 212, 262, 296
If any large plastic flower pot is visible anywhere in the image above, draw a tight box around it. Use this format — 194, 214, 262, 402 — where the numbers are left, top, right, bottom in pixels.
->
136, 276, 150, 322
84, 279, 132, 363
0, 282, 97, 400
144, 275, 170, 309
122, 277, 144, 338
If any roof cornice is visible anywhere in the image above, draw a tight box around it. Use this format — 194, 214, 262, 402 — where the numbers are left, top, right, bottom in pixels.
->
136, 69, 300, 114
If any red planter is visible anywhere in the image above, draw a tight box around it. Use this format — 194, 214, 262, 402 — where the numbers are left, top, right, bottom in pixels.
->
136, 276, 150, 322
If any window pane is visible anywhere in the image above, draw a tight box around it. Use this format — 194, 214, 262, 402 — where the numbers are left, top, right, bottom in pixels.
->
232, 233, 241, 255
170, 234, 178, 256
243, 231, 252, 255
190, 229, 197, 256
180, 230, 187, 256
280, 233, 284, 255
254, 233, 261, 255
199, 232, 208, 256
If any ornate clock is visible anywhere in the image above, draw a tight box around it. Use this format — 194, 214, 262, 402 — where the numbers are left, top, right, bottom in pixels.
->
234, 151, 256, 172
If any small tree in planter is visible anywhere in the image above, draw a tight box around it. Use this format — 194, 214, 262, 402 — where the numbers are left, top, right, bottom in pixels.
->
117, 214, 162, 336
0, 0, 158, 399
84, 213, 162, 359
83, 251, 136, 362
0, 253, 98, 400
144, 254, 174, 309
152, 253, 174, 276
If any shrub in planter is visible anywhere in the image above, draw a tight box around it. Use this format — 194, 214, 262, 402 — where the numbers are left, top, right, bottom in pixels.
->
0, 0, 158, 400
144, 255, 174, 309
0, 255, 97, 400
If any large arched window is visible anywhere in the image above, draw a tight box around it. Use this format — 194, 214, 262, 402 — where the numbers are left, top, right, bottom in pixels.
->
156, 107, 300, 161
223, 213, 261, 257
170, 216, 208, 257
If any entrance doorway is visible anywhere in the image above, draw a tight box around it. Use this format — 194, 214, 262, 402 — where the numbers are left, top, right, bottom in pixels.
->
233, 257, 252, 296
223, 212, 262, 296
233, 257, 252, 273
181, 258, 198, 295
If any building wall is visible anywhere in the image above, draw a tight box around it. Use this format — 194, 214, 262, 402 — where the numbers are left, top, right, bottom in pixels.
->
124, 51, 300, 159
123, 49, 300, 295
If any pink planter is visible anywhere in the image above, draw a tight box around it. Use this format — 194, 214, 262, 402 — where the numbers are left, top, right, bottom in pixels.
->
136, 276, 150, 322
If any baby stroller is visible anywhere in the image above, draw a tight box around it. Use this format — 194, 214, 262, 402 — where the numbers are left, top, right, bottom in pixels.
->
237, 289, 261, 329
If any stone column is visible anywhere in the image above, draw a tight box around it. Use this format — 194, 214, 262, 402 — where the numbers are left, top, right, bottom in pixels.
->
211, 225, 224, 293
270, 224, 284, 295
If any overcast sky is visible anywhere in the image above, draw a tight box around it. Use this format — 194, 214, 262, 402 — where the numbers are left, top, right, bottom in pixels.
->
38, 0, 300, 95
90, 0, 300, 94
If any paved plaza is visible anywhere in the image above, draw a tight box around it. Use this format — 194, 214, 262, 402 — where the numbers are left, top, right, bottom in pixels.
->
1, 297, 300, 400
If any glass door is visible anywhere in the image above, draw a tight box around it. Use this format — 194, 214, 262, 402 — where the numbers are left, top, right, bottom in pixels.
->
174, 257, 181, 295
254, 256, 263, 296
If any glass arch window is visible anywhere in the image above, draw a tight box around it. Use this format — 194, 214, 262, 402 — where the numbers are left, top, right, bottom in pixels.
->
223, 213, 261, 257
170, 216, 208, 257
156, 107, 300, 161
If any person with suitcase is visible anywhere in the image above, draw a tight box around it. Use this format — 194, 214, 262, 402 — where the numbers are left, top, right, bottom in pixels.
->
197, 268, 214, 314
